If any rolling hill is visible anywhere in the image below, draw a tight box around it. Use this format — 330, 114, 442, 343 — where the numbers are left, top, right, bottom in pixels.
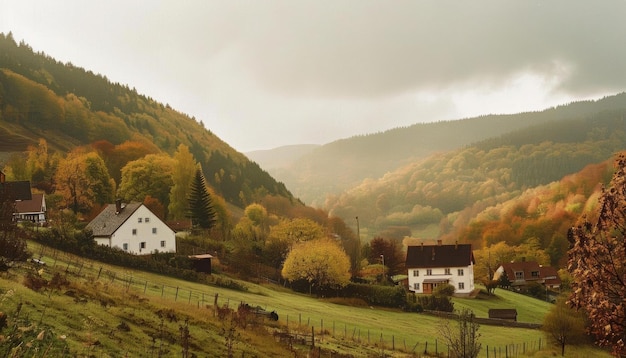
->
257, 93, 626, 206
0, 33, 294, 208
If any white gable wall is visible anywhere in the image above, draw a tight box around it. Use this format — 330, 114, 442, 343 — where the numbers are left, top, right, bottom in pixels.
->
109, 205, 176, 254
407, 263, 475, 295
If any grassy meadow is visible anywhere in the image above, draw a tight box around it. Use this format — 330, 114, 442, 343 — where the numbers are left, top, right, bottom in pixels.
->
0, 241, 613, 357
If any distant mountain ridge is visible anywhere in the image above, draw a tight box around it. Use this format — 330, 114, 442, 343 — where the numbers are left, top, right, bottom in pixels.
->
246, 144, 319, 170
261, 93, 626, 206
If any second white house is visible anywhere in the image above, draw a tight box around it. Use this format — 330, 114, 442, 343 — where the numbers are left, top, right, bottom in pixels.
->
86, 200, 176, 254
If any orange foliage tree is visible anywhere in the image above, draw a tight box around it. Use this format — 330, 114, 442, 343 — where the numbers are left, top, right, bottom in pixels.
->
568, 153, 626, 356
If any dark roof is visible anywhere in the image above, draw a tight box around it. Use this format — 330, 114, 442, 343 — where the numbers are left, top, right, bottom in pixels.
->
1, 181, 32, 201
499, 261, 542, 281
14, 193, 45, 213
86, 202, 142, 237
405, 243, 475, 268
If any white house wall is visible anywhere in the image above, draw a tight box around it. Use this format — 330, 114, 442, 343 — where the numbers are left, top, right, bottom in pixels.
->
407, 264, 475, 295
110, 206, 176, 254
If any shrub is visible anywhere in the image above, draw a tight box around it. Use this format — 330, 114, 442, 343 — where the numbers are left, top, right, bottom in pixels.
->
23, 272, 48, 291
417, 295, 454, 312
403, 302, 423, 313
49, 272, 70, 290
433, 284, 455, 297
337, 283, 407, 308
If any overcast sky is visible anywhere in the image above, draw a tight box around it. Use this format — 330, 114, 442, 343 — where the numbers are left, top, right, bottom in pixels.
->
1, 1, 625, 152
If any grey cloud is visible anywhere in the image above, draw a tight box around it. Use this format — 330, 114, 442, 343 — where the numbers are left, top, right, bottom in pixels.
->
220, 1, 626, 98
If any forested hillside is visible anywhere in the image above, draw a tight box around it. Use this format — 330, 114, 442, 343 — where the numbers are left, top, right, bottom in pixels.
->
325, 111, 626, 266
267, 93, 626, 205
0, 33, 293, 207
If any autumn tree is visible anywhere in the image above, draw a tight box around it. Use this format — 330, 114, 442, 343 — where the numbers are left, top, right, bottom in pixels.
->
168, 144, 197, 220
54, 150, 115, 213
568, 153, 626, 356
187, 165, 216, 230
102, 139, 160, 184
367, 236, 405, 276
265, 217, 326, 269
233, 203, 269, 244
25, 138, 55, 190
281, 238, 351, 295
542, 296, 588, 356
118, 154, 174, 212
327, 216, 361, 276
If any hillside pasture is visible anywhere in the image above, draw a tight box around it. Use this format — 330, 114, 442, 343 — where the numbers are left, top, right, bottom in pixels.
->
0, 241, 612, 357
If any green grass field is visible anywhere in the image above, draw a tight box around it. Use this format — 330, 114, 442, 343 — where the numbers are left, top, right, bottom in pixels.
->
0, 241, 613, 357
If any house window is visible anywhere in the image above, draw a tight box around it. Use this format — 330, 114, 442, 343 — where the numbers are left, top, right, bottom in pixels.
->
140, 242, 146, 249
444, 268, 451, 275
426, 269, 432, 276
132, 229, 137, 235
160, 240, 166, 248
152, 227, 157, 234
413, 283, 420, 290
531, 271, 539, 278
138, 217, 142, 223
458, 269, 464, 276
459, 282, 465, 290
123, 243, 128, 251
413, 270, 419, 277
515, 271, 524, 280
145, 217, 150, 223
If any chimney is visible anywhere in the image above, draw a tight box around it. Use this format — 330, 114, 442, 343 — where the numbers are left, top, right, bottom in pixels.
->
421, 242, 424, 251
455, 241, 458, 249
437, 239, 442, 246
115, 199, 122, 214
0, 170, 5, 183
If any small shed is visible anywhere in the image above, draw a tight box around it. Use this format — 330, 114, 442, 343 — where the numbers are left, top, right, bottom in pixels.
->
188, 253, 213, 274
488, 308, 518, 321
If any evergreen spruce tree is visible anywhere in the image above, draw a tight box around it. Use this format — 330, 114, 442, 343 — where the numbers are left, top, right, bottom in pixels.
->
187, 165, 216, 230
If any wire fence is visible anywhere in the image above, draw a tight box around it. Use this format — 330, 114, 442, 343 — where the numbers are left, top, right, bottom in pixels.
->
31, 245, 546, 357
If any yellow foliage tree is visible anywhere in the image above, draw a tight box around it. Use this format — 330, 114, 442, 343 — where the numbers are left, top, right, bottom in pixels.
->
54, 150, 115, 213
118, 154, 174, 211
168, 144, 197, 220
281, 238, 351, 295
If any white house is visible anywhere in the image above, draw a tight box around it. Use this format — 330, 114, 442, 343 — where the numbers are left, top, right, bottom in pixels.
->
86, 200, 176, 254
405, 241, 475, 296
